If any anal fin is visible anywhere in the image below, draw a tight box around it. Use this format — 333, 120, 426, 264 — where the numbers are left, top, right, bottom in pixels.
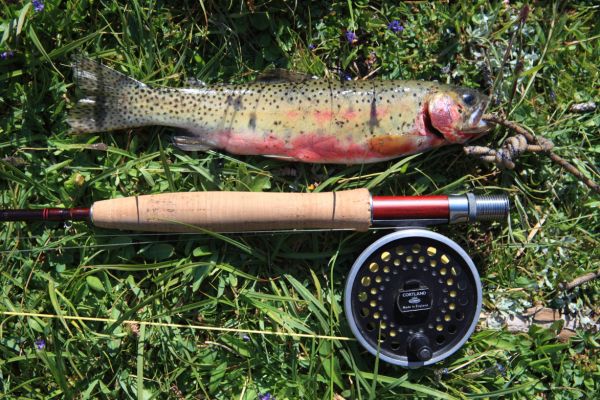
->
262, 154, 298, 161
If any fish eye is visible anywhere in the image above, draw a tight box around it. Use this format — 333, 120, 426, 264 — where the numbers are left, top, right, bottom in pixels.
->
462, 93, 475, 106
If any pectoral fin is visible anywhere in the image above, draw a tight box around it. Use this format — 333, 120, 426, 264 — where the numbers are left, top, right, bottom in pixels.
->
172, 135, 213, 152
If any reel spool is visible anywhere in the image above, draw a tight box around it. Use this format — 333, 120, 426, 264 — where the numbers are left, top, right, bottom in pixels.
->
344, 229, 482, 368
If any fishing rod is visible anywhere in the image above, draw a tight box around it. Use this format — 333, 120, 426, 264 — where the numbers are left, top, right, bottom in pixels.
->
1, 189, 509, 368
0, 189, 507, 232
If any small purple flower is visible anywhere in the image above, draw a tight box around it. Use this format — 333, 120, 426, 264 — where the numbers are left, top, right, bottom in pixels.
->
388, 20, 404, 33
496, 363, 507, 376
242, 334, 250, 342
258, 393, 274, 400
34, 338, 46, 350
345, 31, 358, 44
0, 51, 14, 60
32, 0, 45, 13
308, 44, 316, 51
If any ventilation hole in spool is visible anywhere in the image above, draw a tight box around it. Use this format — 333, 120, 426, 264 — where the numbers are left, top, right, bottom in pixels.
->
449, 290, 457, 298
459, 296, 468, 306
393, 259, 401, 266
360, 307, 370, 317
444, 314, 451, 322
389, 330, 397, 337
391, 342, 401, 350
451, 266, 460, 276
456, 312, 464, 321
366, 322, 375, 331
430, 259, 438, 267
381, 252, 391, 262
447, 278, 454, 286
385, 276, 390, 282
383, 266, 390, 273
458, 280, 467, 290
379, 333, 387, 341
373, 312, 381, 319
436, 335, 445, 344
449, 303, 456, 310
358, 292, 367, 302
418, 256, 425, 263
412, 244, 421, 253
427, 246, 437, 256
395, 246, 405, 255
369, 262, 379, 273
370, 287, 377, 295
375, 275, 382, 283
369, 300, 377, 307
361, 276, 371, 286
380, 322, 387, 329
441, 254, 450, 264
448, 325, 457, 334
436, 324, 444, 332
406, 255, 413, 263
440, 267, 447, 276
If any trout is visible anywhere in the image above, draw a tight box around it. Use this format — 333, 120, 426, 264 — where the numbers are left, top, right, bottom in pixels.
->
68, 58, 490, 164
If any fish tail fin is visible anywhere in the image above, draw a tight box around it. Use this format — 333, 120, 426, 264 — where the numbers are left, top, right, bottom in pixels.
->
68, 57, 149, 134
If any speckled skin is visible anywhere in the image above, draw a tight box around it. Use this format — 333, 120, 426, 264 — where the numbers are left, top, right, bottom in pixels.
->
69, 59, 490, 164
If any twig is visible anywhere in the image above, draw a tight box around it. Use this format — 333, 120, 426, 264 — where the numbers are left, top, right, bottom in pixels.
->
515, 213, 547, 258
560, 270, 600, 291
471, 114, 600, 194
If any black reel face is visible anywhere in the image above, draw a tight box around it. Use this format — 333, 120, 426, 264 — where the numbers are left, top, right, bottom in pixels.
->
344, 229, 482, 368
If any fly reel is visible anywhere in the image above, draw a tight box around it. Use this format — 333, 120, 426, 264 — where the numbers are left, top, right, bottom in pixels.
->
344, 229, 482, 367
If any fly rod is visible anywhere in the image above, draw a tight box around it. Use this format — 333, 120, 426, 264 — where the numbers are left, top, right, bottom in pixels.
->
0, 189, 508, 233
1, 190, 509, 367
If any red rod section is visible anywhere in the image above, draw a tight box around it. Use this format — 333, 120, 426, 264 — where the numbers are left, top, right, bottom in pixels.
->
371, 196, 449, 220
0, 208, 90, 222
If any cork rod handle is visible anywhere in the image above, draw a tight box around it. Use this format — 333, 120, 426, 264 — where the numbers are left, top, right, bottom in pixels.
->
91, 189, 372, 233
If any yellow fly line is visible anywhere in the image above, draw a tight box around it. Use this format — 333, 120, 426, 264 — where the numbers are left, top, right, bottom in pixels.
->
1, 311, 355, 342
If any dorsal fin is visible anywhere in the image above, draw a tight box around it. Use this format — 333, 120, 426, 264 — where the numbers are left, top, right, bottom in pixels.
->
255, 69, 317, 83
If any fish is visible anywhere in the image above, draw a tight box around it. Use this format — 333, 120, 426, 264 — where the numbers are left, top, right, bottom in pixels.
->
68, 58, 490, 164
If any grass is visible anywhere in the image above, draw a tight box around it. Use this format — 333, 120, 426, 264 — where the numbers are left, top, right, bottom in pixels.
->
0, 1, 598, 398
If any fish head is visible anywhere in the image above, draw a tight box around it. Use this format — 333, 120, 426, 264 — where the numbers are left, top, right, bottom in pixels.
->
426, 87, 490, 144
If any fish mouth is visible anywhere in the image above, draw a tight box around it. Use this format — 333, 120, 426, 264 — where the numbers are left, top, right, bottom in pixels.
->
461, 107, 489, 134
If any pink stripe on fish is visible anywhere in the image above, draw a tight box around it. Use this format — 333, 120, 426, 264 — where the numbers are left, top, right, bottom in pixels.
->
313, 110, 334, 124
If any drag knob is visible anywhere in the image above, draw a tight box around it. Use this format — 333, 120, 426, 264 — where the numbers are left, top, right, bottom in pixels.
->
408, 333, 432, 361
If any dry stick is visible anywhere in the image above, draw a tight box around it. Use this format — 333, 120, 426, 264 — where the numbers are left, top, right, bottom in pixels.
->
481, 114, 600, 195
560, 270, 600, 291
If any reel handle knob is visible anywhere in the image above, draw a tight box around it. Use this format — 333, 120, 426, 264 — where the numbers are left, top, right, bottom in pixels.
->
408, 333, 432, 361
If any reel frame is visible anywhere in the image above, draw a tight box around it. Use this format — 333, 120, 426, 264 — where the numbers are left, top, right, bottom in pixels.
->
344, 229, 482, 368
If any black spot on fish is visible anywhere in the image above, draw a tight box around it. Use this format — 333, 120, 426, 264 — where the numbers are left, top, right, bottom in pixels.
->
248, 112, 257, 130
369, 97, 380, 133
